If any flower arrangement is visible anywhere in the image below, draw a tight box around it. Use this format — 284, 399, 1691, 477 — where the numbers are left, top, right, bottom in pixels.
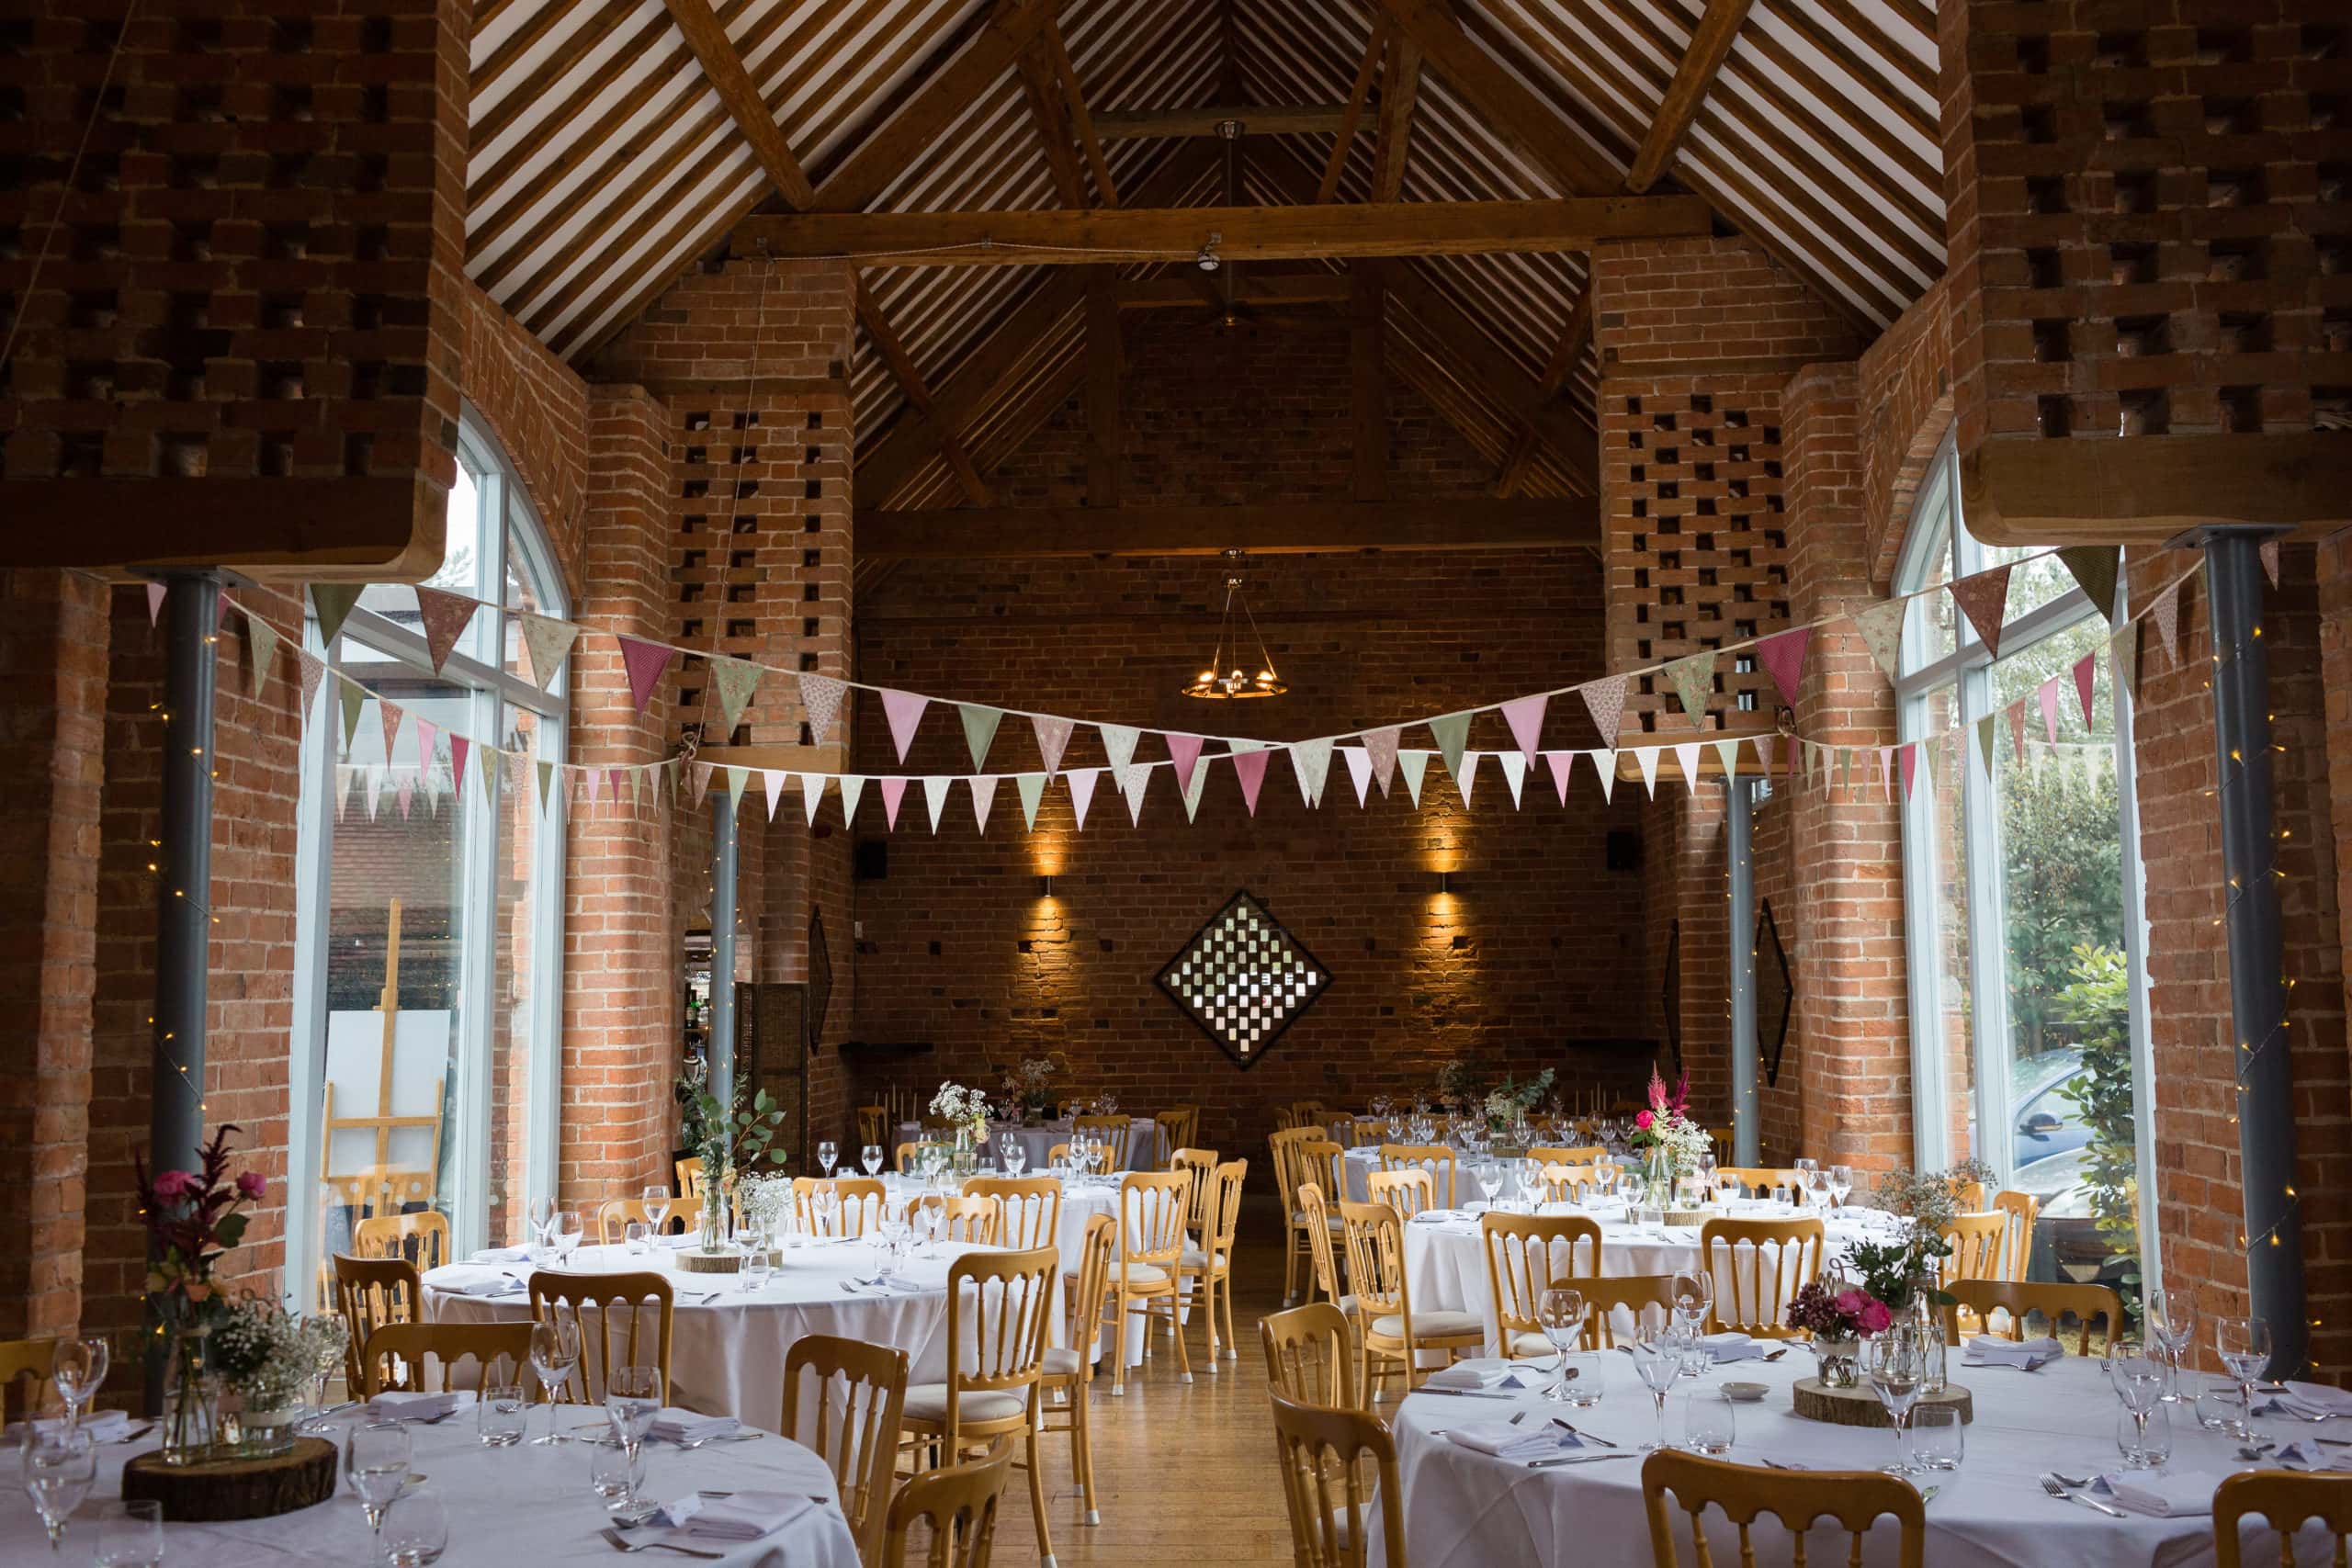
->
134, 1123, 269, 1462
736, 1170, 794, 1235
1786, 1280, 1893, 1340
1481, 1068, 1555, 1131
930, 1081, 990, 1142
209, 1296, 311, 1432
678, 1066, 788, 1250
1842, 1157, 1999, 1311
1434, 1057, 1484, 1111
1626, 1068, 1711, 1181
999, 1054, 1064, 1120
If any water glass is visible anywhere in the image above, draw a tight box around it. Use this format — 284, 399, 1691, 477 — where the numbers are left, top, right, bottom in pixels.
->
528, 1318, 582, 1444
1683, 1390, 1736, 1456
381, 1487, 449, 1567
818, 1141, 838, 1177
1911, 1404, 1963, 1471
1771, 1182, 1792, 1207
51, 1337, 108, 1429
478, 1382, 529, 1447
624, 1220, 651, 1257
91, 1500, 163, 1568
1866, 1329, 1926, 1475
1633, 1316, 1683, 1451
2106, 1337, 2165, 1465
2118, 1403, 2173, 1469
22, 1428, 96, 1553
605, 1366, 662, 1522
2195, 1377, 2250, 1437
740, 1235, 775, 1292
865, 1144, 886, 1177
640, 1185, 672, 1236
589, 1442, 648, 1514
1556, 1349, 1603, 1408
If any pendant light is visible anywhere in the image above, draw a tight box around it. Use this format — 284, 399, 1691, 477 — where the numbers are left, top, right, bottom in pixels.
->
1182, 549, 1288, 700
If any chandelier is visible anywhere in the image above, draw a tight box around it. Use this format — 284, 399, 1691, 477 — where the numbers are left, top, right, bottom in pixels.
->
1183, 550, 1288, 700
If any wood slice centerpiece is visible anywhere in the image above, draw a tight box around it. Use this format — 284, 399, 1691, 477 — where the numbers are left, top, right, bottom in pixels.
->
676, 1248, 742, 1274
1660, 1209, 1706, 1228
122, 1436, 337, 1521
1792, 1377, 1973, 1427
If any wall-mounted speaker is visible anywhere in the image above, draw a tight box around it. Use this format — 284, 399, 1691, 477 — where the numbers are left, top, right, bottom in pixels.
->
854, 840, 888, 880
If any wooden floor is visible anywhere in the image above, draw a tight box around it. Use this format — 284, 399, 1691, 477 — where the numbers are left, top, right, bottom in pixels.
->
989, 1198, 1298, 1567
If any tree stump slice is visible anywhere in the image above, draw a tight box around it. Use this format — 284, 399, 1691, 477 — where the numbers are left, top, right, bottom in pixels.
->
1792, 1378, 1973, 1427
676, 1249, 742, 1274
122, 1437, 337, 1520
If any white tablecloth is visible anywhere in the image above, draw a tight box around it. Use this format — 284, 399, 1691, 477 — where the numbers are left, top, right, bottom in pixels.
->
895, 1118, 1165, 1172
1377, 1351, 2339, 1567
0, 1409, 858, 1567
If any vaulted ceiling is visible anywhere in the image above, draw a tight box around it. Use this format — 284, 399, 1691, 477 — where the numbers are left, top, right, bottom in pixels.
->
464, 0, 1944, 504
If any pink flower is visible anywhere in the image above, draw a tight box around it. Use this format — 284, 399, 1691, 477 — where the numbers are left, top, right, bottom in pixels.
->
1634, 1110, 1655, 1130
152, 1169, 201, 1202
1856, 1299, 1894, 1336
235, 1170, 266, 1201
1833, 1289, 1866, 1317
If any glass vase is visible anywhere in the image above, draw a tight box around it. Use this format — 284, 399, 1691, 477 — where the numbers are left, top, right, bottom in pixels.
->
222, 1375, 301, 1459
1645, 1146, 1677, 1213
1814, 1337, 1860, 1389
953, 1126, 976, 1178
160, 1320, 220, 1466
1910, 1287, 1949, 1394
698, 1190, 729, 1253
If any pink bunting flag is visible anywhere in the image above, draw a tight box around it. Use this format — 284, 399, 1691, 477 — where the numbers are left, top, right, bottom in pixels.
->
1577, 674, 1628, 746
1363, 727, 1399, 796
1065, 768, 1100, 830
450, 735, 471, 799
616, 636, 676, 713
1754, 627, 1813, 707
1231, 750, 1270, 817
1498, 694, 1549, 759
416, 717, 438, 778
1544, 750, 1575, 805
585, 764, 603, 805
1877, 746, 1894, 801
879, 776, 908, 830
2073, 653, 2098, 728
396, 778, 413, 820
879, 690, 928, 762
2038, 677, 2063, 744
413, 586, 479, 674
1165, 733, 1204, 794
145, 581, 166, 627
1898, 742, 1918, 799
1032, 715, 1075, 776
1949, 564, 2014, 658
1754, 734, 1776, 777
691, 761, 715, 807
970, 775, 999, 835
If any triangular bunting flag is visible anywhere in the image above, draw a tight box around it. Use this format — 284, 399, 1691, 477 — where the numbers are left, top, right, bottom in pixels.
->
338, 681, 367, 752
2009, 699, 2028, 762
1343, 746, 1373, 807
1124, 769, 1148, 827
1674, 743, 1701, 786
725, 765, 750, 816
379, 698, 404, 762
1065, 768, 1100, 830
239, 610, 277, 700
691, 761, 715, 807
1949, 564, 2014, 658
2038, 677, 2063, 743
416, 718, 438, 780
1877, 746, 1894, 801
1457, 751, 1479, 808
2260, 536, 2280, 589
1755, 627, 1812, 706
879, 690, 928, 762
2056, 546, 2121, 619
1975, 714, 1998, 777
397, 777, 413, 820
1712, 738, 1740, 781
413, 586, 478, 674
311, 583, 364, 647
800, 773, 826, 828
971, 775, 999, 834
1165, 734, 1204, 794
1498, 750, 1527, 808
762, 768, 786, 822
537, 761, 555, 815
1290, 738, 1335, 808
1852, 600, 1908, 681
799, 672, 847, 745
1664, 653, 1715, 728
1397, 750, 1429, 808
923, 776, 952, 834
1577, 674, 1629, 746
1231, 750, 1269, 817
299, 649, 326, 723
517, 611, 578, 692
1898, 742, 1918, 799
957, 705, 1003, 772
2073, 653, 2098, 729
366, 767, 384, 822
1635, 747, 1661, 799
879, 776, 907, 830
1015, 773, 1046, 831
1032, 715, 1075, 776
1754, 734, 1776, 777
1544, 750, 1575, 805
2115, 621, 2143, 702
333, 764, 354, 822
839, 775, 867, 827
1498, 695, 1548, 758
616, 637, 676, 713
2152, 581, 2182, 667
1587, 751, 1617, 804
480, 744, 495, 798
450, 735, 471, 800
1363, 727, 1399, 797
1838, 746, 1853, 798
1180, 758, 1208, 822
1097, 724, 1140, 774
710, 657, 763, 739
1427, 712, 1472, 786
145, 581, 166, 627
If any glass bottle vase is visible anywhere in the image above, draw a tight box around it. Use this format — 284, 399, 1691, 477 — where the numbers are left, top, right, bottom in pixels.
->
160, 1320, 220, 1466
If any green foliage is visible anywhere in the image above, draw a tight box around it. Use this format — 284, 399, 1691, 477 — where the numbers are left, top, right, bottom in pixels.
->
679, 1074, 789, 1180
2053, 942, 2141, 1319
1999, 754, 2122, 1052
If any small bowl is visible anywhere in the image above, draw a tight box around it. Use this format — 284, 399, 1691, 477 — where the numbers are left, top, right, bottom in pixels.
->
1720, 1382, 1770, 1404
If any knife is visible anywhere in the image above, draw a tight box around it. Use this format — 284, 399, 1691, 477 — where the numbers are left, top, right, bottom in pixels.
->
1527, 1453, 1635, 1468
1413, 1386, 1520, 1399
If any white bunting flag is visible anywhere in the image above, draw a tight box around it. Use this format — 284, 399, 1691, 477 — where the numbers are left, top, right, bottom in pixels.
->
366, 767, 385, 822
1124, 769, 1149, 826
839, 775, 867, 828
1180, 757, 1208, 821
1498, 750, 1527, 808
1342, 746, 1373, 807
1676, 743, 1702, 785
799, 773, 826, 827
1635, 747, 1661, 799
1290, 737, 1334, 808
763, 768, 786, 822
1066, 768, 1100, 830
971, 775, 999, 834
1587, 750, 1617, 803
1456, 751, 1480, 808
923, 775, 952, 833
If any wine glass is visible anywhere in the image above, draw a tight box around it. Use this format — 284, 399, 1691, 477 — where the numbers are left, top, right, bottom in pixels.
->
640, 1185, 671, 1238
1473, 1159, 1503, 1209
527, 1318, 582, 1445
2215, 1316, 2270, 1428
818, 1141, 838, 1178
1792, 1157, 1817, 1201
1006, 1141, 1028, 1177
1670, 1268, 1713, 1340
1633, 1311, 1684, 1450
1539, 1287, 1587, 1400
300, 1314, 349, 1434
550, 1209, 582, 1263
345, 1419, 413, 1552
2105, 1337, 2166, 1468
739, 1224, 775, 1292
605, 1367, 663, 1524
21, 1427, 95, 1553
1827, 1166, 1854, 1209
864, 1143, 885, 1177
2145, 1285, 2199, 1403
91, 1499, 164, 1568
1866, 1328, 1925, 1474
1695, 1149, 1718, 1196
527, 1193, 556, 1247
50, 1337, 107, 1432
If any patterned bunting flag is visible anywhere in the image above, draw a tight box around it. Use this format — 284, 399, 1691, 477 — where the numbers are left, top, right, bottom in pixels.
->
1165, 734, 1204, 794
691, 761, 715, 807
1852, 600, 1908, 681
1664, 653, 1715, 728
2056, 546, 2121, 618
451, 735, 471, 800
1065, 768, 1100, 830
1949, 564, 2014, 658
1124, 769, 1148, 827
763, 768, 786, 822
971, 775, 999, 834
956, 705, 1002, 772
1498, 750, 1527, 808
2151, 581, 2182, 668
1577, 674, 1629, 746
799, 672, 848, 746
311, 583, 365, 648
1755, 627, 1812, 706
879, 776, 908, 830
1498, 694, 1548, 758
1097, 724, 1140, 774
1544, 750, 1575, 805
338, 681, 367, 752
1712, 738, 1740, 781
616, 637, 676, 713
379, 698, 404, 762
299, 649, 327, 723
2073, 653, 2098, 728
1674, 743, 1701, 786
1032, 715, 1075, 775
413, 587, 479, 674
1397, 750, 1429, 808
879, 690, 928, 762
1426, 712, 1472, 786
517, 611, 578, 692
240, 609, 278, 700
2038, 677, 2063, 743
710, 657, 763, 738
1343, 746, 1373, 807
923, 776, 952, 834
2114, 621, 2143, 702
2260, 536, 2280, 589
800, 773, 826, 828
1363, 727, 1400, 796
1586, 750, 1616, 804
1180, 757, 1208, 822
2009, 699, 2028, 763
1634, 747, 1660, 799
1290, 738, 1334, 808
1456, 752, 1479, 808
146, 581, 166, 627
1230, 750, 1269, 817
839, 774, 866, 827
1015, 773, 1046, 831
1753, 734, 1776, 777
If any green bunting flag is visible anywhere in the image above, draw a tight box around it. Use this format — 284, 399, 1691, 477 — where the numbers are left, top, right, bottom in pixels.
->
311, 583, 365, 648
959, 705, 1004, 772
1016, 773, 1047, 831
240, 609, 278, 700
710, 657, 763, 738
2056, 545, 2121, 619
1664, 652, 1715, 728
1397, 749, 1430, 808
338, 681, 367, 752
1427, 712, 1472, 785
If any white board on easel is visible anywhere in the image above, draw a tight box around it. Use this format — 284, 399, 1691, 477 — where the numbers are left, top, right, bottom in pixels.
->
322, 1008, 453, 1179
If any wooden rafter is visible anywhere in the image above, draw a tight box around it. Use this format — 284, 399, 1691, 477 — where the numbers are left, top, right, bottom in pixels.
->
662, 0, 816, 208
854, 278, 991, 505
1317, 15, 1388, 202
1015, 39, 1088, 207
1377, 0, 1619, 196
1493, 287, 1593, 497
1384, 263, 1597, 492
1368, 34, 1424, 201
1623, 0, 1753, 194
857, 498, 1598, 558
1045, 21, 1118, 207
1099, 102, 1350, 139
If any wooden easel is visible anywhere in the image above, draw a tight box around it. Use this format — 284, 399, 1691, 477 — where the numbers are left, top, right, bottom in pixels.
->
320, 898, 445, 1216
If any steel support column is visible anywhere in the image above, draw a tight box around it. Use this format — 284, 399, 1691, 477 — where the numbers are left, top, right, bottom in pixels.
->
708, 787, 738, 1110
1725, 775, 1759, 1166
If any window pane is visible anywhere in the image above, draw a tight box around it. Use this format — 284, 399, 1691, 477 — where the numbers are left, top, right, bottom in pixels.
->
1984, 544, 2080, 624
1913, 683, 1974, 1163
489, 705, 546, 1247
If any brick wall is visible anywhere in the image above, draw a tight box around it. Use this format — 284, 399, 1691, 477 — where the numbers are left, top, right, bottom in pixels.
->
1643, 783, 1729, 1127
1854, 278, 1954, 579
459, 281, 591, 586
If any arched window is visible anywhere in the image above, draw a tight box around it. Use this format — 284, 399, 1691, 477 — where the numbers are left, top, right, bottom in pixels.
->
286, 413, 570, 1303
1894, 433, 2156, 1293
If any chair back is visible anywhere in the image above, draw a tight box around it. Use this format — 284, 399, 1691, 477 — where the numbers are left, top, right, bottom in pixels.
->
1204, 1158, 1249, 1255
323, 1165, 435, 1221
1289, 1101, 1329, 1134
1117, 1171, 1191, 1279
1715, 1167, 1804, 1196
1694, 1217, 1824, 1338
1529, 1145, 1603, 1167
796, 1176, 885, 1237
1261, 1303, 1359, 1408
940, 1248, 1057, 1435
1376, 1144, 1456, 1207
352, 1209, 451, 1272
881, 1441, 1013, 1568
964, 1176, 1059, 1252
0, 1338, 54, 1421
595, 1197, 657, 1246
1294, 1140, 1347, 1213
1941, 1279, 2122, 1355
1364, 1168, 1436, 1219
1480, 1213, 1603, 1348
1940, 1211, 2008, 1285
674, 1155, 705, 1200
1065, 1213, 1117, 1371
1156, 1106, 1200, 1159
526, 1269, 674, 1404
1268, 1390, 1405, 1568
333, 1253, 422, 1392
1172, 1147, 1220, 1235
911, 1192, 1000, 1245
1705, 1125, 1736, 1162
2212, 1471, 2352, 1568
359, 1321, 533, 1395
1991, 1189, 2039, 1280
1336, 1201, 1410, 1325
1641, 1449, 1925, 1568
1298, 1183, 1347, 1308
1569, 1274, 1676, 1349
895, 1141, 948, 1177
1268, 1125, 1320, 1211
856, 1104, 890, 1150
1346, 1117, 1386, 1150
1072, 1114, 1130, 1168
783, 1334, 909, 1566
1539, 1162, 1603, 1202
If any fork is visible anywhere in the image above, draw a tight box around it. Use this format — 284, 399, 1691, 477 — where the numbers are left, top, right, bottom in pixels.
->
598, 1526, 725, 1558
2041, 1475, 2124, 1517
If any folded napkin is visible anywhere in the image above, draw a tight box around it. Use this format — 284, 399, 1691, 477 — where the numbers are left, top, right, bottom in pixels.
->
1423, 1361, 1550, 1393
1699, 1332, 1764, 1364
649, 1408, 739, 1444
684, 1491, 820, 1541
469, 1244, 533, 1264
2256, 1382, 2352, 1420
367, 1390, 472, 1422
658, 1233, 697, 1249
454, 1273, 526, 1298
2089, 1471, 2222, 1517
11, 1409, 131, 1443
1443, 1418, 1582, 1462
1962, 1334, 2062, 1371
2273, 1441, 2352, 1470
845, 1276, 928, 1294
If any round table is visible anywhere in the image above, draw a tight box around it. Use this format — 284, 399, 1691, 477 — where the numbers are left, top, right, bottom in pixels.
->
0, 1407, 859, 1567
1376, 1350, 2331, 1567
894, 1118, 1166, 1172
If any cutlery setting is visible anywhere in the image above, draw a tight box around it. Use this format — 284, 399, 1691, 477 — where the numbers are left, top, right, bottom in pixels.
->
2040, 1474, 2124, 1517
599, 1526, 724, 1557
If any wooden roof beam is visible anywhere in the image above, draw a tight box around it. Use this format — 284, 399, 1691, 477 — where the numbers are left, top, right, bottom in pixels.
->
854, 278, 991, 506
1494, 287, 1594, 496
1623, 0, 1753, 195
1377, 0, 1620, 196
1368, 34, 1424, 201
1115, 274, 1351, 309
1096, 102, 1351, 139
856, 498, 1598, 558
1383, 263, 1598, 493
1045, 20, 1117, 207
1317, 17, 1388, 202
661, 0, 817, 208
736, 195, 1711, 265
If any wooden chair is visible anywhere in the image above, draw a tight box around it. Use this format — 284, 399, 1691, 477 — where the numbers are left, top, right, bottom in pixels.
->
2212, 1470, 2352, 1568
0, 1338, 55, 1421
1642, 1449, 1925, 1568
1297, 1183, 1358, 1341
899, 1247, 1058, 1566
1340, 1199, 1482, 1402
526, 1269, 674, 1404
1108, 1170, 1193, 1395
881, 1441, 1013, 1568
1270, 1125, 1330, 1306
351, 1209, 451, 1272
1529, 1145, 1603, 1167
1363, 1167, 1436, 1220
1294, 1139, 1348, 1211
358, 1321, 533, 1396
1940, 1211, 2008, 1285
797, 1176, 887, 1237
910, 1192, 1000, 1245
1480, 1213, 1604, 1359
1155, 1106, 1200, 1160
1569, 1274, 1676, 1349
1046, 1143, 1073, 1167
675, 1155, 705, 1200
1694, 1216, 1824, 1339
1040, 1213, 1116, 1529
896, 1141, 949, 1177
1261, 1302, 1359, 1409
1171, 1147, 1220, 1243
1071, 1113, 1130, 1170
333, 1253, 422, 1393
782, 1334, 908, 1566
1268, 1390, 1406, 1568
963, 1176, 1059, 1255
1991, 1189, 2040, 1280
1375, 1144, 1457, 1207
1343, 1117, 1385, 1150
1941, 1279, 2123, 1355
1181, 1158, 1248, 1368
1539, 1162, 1605, 1202
856, 1104, 891, 1151
595, 1197, 658, 1246
1290, 1100, 1330, 1135
1714, 1166, 1805, 1196
1705, 1125, 1736, 1163
1954, 1180, 1987, 1212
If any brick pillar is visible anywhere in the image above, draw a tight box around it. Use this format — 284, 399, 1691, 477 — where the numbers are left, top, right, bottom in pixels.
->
0, 570, 109, 1338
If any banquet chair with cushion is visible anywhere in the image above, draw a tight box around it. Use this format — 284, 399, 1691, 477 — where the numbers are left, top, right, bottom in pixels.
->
1375, 1144, 1457, 1208
881, 1441, 1013, 1568
1364, 1168, 1436, 1220
1940, 1279, 2122, 1355
1271, 1125, 1327, 1306
0, 1339, 54, 1421
1991, 1190, 2040, 1280
1528, 1145, 1604, 1168
781, 1334, 908, 1566
1108, 1170, 1194, 1395
1071, 1114, 1130, 1169
1155, 1106, 1200, 1162
526, 1269, 675, 1404
1481, 1213, 1604, 1358
910, 1192, 1000, 1246
899, 1247, 1058, 1566
1641, 1449, 1925, 1568
1569, 1275, 1676, 1349
1694, 1217, 1824, 1339
1040, 1213, 1116, 1529
2211, 1470, 2352, 1568
1261, 1303, 1359, 1409
856, 1105, 891, 1151
1939, 1211, 2008, 1286
1340, 1200, 1482, 1402
1539, 1163, 1605, 1202
1268, 1390, 1406, 1568
358, 1321, 534, 1396
674, 1156, 705, 1201
1181, 1158, 1248, 1367
963, 1176, 1059, 1255
1295, 1140, 1348, 1211
333, 1253, 422, 1393
798, 1176, 887, 1237
352, 1210, 451, 1273
594, 1198, 657, 1246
